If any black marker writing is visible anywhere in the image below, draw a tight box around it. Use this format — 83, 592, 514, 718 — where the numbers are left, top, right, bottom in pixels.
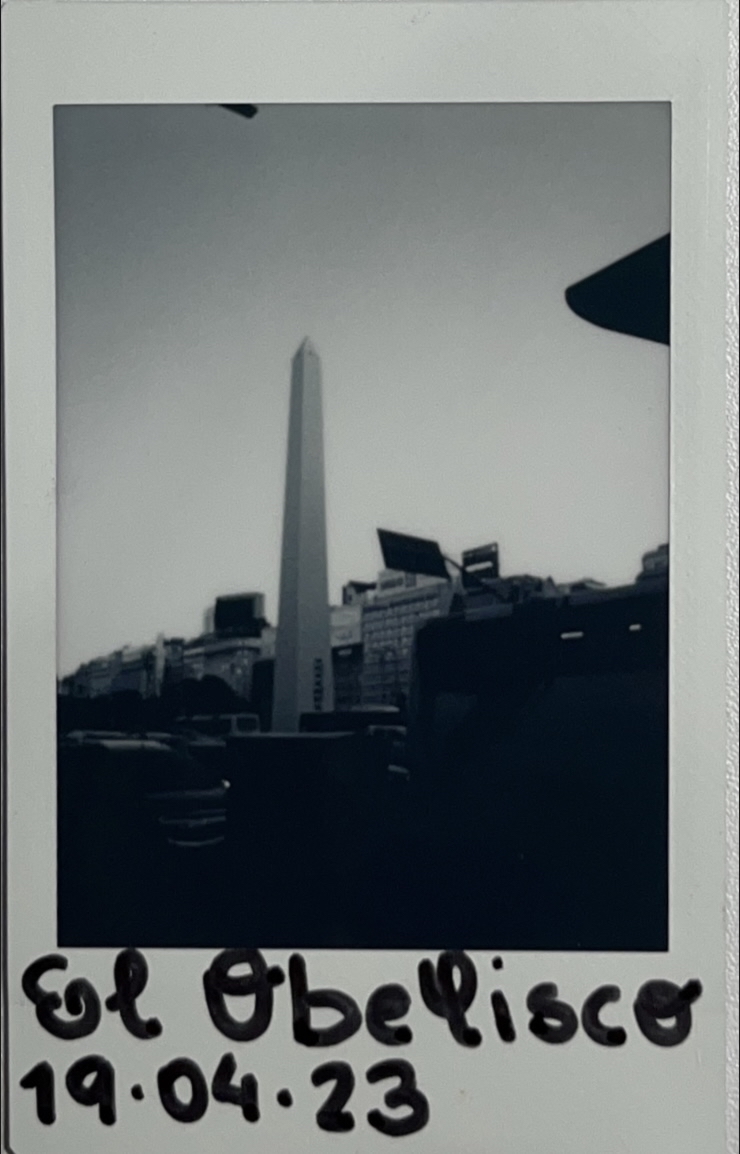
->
19, 1061, 55, 1125
491, 990, 517, 1042
366, 1059, 430, 1137
365, 984, 413, 1046
490, 957, 517, 1042
65, 1055, 116, 1126
633, 979, 702, 1047
290, 954, 363, 1047
212, 1053, 260, 1122
105, 948, 162, 1039
526, 983, 579, 1044
203, 948, 284, 1043
312, 1061, 356, 1132
581, 985, 627, 1047
157, 1058, 209, 1123
21, 954, 100, 1041
418, 950, 482, 1047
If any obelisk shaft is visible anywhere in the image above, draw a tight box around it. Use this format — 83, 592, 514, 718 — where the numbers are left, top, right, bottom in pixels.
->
272, 339, 334, 732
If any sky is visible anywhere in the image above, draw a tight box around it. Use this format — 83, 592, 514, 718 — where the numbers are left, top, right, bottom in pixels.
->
55, 102, 670, 675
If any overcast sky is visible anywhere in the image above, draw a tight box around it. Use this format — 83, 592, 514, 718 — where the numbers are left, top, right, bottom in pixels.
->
55, 102, 670, 674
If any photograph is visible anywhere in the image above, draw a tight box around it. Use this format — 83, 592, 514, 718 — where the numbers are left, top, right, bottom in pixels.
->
54, 100, 671, 950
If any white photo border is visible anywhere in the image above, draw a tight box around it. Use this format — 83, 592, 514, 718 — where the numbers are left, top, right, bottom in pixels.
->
2, 3, 736, 1153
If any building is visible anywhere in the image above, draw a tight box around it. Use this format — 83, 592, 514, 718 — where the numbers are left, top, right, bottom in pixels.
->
182, 592, 272, 697
58, 674, 77, 697
460, 573, 561, 611
183, 592, 271, 694
59, 656, 110, 699
461, 542, 500, 588
272, 339, 334, 729
60, 647, 126, 698
561, 578, 606, 594
182, 637, 206, 681
331, 603, 363, 709
342, 579, 376, 606
260, 625, 277, 660
57, 593, 269, 702
358, 540, 564, 704
110, 645, 156, 696
60, 641, 161, 699
160, 638, 185, 688
331, 603, 363, 649
202, 634, 263, 699
85, 652, 120, 697
246, 604, 365, 720
638, 543, 668, 581
361, 569, 453, 707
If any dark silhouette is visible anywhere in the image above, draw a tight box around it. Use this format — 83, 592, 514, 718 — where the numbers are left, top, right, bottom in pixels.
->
565, 234, 670, 345
57, 676, 250, 737
220, 104, 259, 120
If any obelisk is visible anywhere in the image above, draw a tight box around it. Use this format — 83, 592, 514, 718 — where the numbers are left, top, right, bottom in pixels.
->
272, 338, 334, 732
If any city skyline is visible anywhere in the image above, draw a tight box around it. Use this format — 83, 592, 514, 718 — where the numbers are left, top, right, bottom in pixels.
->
60, 534, 666, 681
55, 102, 670, 675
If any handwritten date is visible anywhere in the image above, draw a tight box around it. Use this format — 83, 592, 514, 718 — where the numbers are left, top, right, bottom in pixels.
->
20, 1053, 430, 1135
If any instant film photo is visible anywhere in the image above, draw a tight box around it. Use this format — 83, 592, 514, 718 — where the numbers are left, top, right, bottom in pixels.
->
1, 2, 735, 1152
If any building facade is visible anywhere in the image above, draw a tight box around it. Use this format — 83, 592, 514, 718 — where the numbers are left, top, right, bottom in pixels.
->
161, 638, 185, 688
638, 543, 669, 580
247, 604, 365, 719
360, 570, 453, 707
114, 645, 157, 696
182, 637, 206, 682
58, 591, 271, 703
202, 635, 263, 698
330, 603, 363, 709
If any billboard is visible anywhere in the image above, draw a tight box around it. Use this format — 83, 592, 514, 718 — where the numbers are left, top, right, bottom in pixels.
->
377, 528, 450, 581
213, 592, 265, 636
